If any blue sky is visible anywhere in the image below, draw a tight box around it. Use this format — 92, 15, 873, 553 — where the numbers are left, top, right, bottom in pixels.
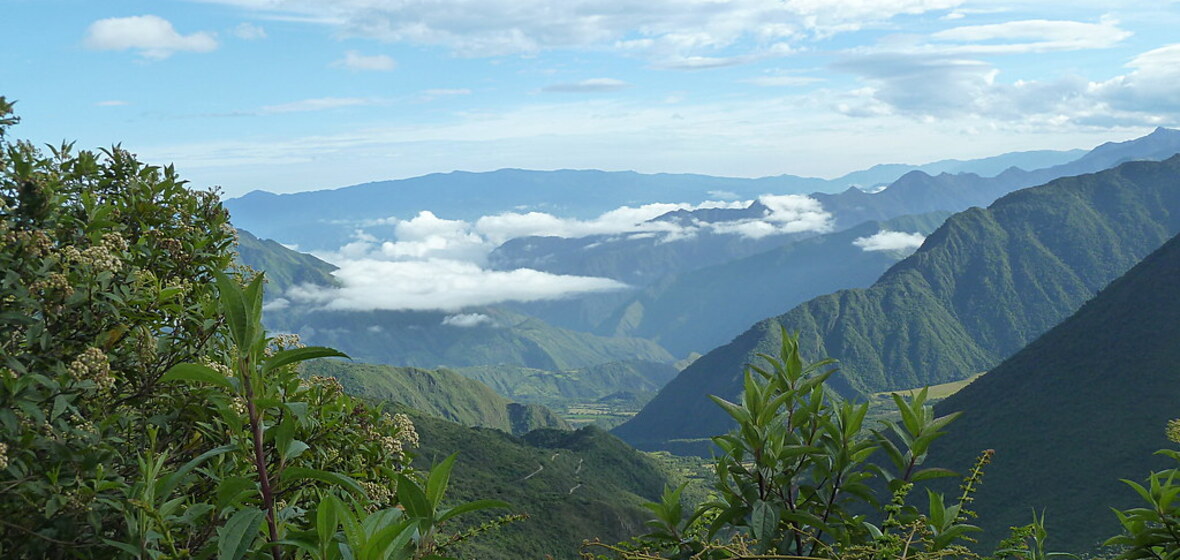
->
3, 0, 1179, 198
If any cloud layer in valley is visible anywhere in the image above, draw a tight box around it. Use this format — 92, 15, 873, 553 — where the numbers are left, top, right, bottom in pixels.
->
853, 230, 927, 252
283, 194, 833, 312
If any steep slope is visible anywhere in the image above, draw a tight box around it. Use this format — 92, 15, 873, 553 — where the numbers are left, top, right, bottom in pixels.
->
233, 228, 339, 296
602, 211, 951, 356
301, 360, 570, 435
410, 417, 675, 560
267, 306, 673, 371
926, 232, 1180, 552
456, 360, 679, 405
614, 156, 1180, 451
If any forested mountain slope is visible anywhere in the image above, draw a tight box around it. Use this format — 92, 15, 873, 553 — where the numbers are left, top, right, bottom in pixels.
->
927, 232, 1180, 552
267, 306, 673, 371
601, 211, 950, 356
615, 155, 1180, 451
301, 360, 571, 435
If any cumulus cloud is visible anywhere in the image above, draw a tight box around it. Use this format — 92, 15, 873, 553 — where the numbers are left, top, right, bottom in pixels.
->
84, 15, 218, 59
441, 313, 496, 327
835, 38, 1180, 126
333, 50, 397, 71
286, 258, 628, 311
853, 230, 926, 252
542, 78, 631, 93
1092, 43, 1180, 116
192, 0, 961, 60
474, 200, 747, 245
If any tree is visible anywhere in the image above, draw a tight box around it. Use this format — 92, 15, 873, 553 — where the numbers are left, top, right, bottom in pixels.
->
0, 97, 504, 559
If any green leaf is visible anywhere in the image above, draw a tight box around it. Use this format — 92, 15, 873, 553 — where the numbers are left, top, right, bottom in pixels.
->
749, 500, 777, 548
160, 444, 236, 500
281, 467, 365, 496
426, 453, 458, 508
283, 440, 311, 462
317, 494, 343, 555
214, 272, 249, 349
217, 507, 265, 560
162, 362, 234, 391
263, 346, 349, 375
397, 474, 432, 519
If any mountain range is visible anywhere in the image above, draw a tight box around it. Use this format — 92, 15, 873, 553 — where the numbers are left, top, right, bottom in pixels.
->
614, 155, 1180, 452
223, 142, 1135, 253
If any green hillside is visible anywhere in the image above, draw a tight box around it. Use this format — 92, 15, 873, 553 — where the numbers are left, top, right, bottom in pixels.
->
924, 232, 1180, 552
456, 360, 678, 405
603, 211, 951, 356
615, 156, 1180, 452
301, 359, 570, 435
233, 228, 339, 296
268, 305, 674, 371
408, 415, 675, 560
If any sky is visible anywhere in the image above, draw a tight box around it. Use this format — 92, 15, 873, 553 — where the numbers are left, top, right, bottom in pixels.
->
3, 0, 1180, 199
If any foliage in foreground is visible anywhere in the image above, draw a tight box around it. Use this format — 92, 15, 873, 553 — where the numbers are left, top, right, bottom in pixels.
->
590, 328, 985, 560
0, 97, 505, 559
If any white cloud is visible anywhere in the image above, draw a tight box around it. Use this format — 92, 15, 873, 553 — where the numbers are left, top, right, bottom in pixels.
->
853, 230, 926, 252
542, 78, 631, 93
262, 297, 291, 312
442, 313, 495, 327
333, 50, 397, 71
192, 0, 962, 60
474, 201, 743, 245
260, 97, 378, 114
928, 18, 1132, 54
1091, 43, 1180, 115
95, 100, 130, 107
84, 15, 218, 59
233, 22, 268, 39
286, 258, 628, 311
835, 39, 1180, 126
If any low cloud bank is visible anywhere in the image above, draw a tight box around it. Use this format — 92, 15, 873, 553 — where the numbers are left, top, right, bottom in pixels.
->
286, 258, 628, 312
284, 195, 832, 312
853, 230, 927, 252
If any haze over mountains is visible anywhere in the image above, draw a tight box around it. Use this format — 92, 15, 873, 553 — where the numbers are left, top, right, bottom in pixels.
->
614, 155, 1180, 452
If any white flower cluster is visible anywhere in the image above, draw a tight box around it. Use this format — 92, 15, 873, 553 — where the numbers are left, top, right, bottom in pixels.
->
67, 347, 113, 390
60, 233, 128, 273
370, 413, 419, 461
0, 441, 9, 470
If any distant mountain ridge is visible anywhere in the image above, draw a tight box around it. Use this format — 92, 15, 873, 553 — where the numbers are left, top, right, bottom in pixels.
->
233, 228, 339, 296
927, 231, 1180, 552
488, 128, 1180, 291
223, 140, 1135, 252
614, 155, 1180, 452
